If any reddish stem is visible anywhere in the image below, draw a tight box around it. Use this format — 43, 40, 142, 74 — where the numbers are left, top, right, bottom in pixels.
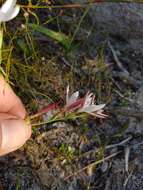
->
30, 102, 59, 119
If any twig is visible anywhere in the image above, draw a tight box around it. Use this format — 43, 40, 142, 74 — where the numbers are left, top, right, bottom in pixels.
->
76, 136, 132, 161
108, 41, 142, 88
108, 41, 129, 75
19, 1, 143, 10
113, 71, 141, 88
113, 89, 133, 102
125, 146, 130, 172
123, 170, 133, 189
64, 138, 143, 181
64, 151, 121, 180
106, 136, 132, 149
108, 37, 143, 88
132, 141, 143, 149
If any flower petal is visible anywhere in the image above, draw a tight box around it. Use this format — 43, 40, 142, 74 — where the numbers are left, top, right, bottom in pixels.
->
0, 5, 20, 22
6, 5, 20, 21
66, 91, 79, 106
0, 0, 20, 22
89, 112, 107, 118
1, 0, 16, 13
66, 85, 70, 104
0, 11, 8, 22
83, 93, 93, 108
79, 104, 105, 113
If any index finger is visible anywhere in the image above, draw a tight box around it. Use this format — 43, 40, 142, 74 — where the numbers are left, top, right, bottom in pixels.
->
0, 76, 26, 119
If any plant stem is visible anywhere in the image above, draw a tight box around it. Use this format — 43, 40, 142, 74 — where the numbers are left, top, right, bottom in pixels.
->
31, 112, 87, 127
31, 118, 65, 127
19, 1, 143, 10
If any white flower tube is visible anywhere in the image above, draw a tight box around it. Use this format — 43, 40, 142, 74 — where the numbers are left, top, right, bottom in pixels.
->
0, 0, 20, 22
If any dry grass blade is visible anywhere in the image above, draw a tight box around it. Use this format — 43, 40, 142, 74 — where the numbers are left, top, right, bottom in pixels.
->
64, 151, 121, 180
125, 146, 130, 173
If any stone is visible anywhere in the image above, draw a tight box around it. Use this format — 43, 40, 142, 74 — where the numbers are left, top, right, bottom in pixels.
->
71, 1, 143, 48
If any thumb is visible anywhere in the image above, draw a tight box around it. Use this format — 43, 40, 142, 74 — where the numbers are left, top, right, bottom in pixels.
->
0, 119, 31, 156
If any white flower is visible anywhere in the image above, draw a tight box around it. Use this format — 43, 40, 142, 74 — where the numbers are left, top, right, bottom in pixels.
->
65, 86, 106, 118
78, 92, 106, 115
66, 85, 79, 106
0, 0, 20, 22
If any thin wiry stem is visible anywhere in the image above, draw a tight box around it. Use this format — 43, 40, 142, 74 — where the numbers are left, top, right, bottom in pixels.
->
31, 118, 65, 127
18, 1, 143, 10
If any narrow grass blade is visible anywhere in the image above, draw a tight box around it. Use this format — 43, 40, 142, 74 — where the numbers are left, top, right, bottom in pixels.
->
28, 23, 71, 49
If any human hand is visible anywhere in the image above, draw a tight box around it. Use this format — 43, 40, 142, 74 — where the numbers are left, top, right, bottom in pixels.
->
0, 76, 31, 156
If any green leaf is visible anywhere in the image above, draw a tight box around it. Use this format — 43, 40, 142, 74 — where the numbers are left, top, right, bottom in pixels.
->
16, 39, 30, 56
28, 23, 71, 49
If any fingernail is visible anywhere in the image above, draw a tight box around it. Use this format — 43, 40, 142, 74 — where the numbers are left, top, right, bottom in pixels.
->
0, 119, 31, 151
